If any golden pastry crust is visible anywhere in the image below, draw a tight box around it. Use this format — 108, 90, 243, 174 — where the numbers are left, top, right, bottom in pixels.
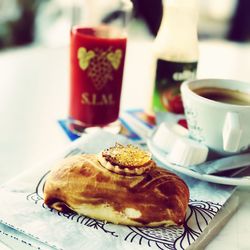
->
97, 152, 155, 175
99, 144, 155, 175
44, 154, 189, 227
102, 144, 152, 168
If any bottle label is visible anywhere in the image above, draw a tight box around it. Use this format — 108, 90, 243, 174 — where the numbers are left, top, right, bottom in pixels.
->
153, 59, 198, 114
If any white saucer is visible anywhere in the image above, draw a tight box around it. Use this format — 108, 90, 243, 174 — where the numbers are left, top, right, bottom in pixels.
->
147, 138, 250, 186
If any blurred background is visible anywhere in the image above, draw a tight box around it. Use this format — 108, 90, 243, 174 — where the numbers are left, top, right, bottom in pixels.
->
0, 0, 249, 50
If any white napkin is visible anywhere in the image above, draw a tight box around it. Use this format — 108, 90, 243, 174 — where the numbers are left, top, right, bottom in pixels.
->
0, 131, 235, 250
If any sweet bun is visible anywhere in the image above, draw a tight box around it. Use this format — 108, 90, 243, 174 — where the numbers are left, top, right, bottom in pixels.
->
44, 144, 189, 227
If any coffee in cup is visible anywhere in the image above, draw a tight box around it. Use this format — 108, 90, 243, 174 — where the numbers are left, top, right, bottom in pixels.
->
193, 87, 250, 106
180, 79, 250, 154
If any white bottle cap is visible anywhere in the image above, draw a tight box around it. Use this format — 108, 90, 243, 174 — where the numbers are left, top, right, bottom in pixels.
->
152, 122, 189, 153
167, 137, 209, 167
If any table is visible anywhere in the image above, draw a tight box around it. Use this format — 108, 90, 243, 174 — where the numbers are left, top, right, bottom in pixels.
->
0, 39, 250, 249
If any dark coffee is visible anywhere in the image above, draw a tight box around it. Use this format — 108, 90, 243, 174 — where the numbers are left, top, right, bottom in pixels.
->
193, 87, 250, 105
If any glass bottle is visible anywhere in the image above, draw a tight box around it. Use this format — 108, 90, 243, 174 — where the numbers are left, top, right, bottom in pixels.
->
152, 0, 199, 114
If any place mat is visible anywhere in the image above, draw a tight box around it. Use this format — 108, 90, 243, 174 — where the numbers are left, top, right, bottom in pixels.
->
0, 131, 236, 250
58, 110, 155, 142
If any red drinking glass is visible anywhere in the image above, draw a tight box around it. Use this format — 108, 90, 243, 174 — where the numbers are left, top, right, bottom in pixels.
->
69, 1, 132, 134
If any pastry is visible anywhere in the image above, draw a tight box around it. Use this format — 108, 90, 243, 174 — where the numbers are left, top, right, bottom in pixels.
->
44, 144, 189, 227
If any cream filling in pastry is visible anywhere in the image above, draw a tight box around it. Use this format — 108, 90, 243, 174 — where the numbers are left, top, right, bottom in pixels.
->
72, 203, 176, 227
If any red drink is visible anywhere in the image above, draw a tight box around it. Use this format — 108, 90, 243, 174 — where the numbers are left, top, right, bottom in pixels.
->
69, 26, 127, 128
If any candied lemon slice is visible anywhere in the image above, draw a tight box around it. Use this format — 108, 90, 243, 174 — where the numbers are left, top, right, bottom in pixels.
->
102, 144, 152, 167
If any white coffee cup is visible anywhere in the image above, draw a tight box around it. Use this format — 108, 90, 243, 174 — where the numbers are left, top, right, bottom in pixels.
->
180, 78, 250, 154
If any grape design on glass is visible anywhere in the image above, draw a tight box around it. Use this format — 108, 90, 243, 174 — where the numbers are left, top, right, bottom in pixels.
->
77, 47, 123, 91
